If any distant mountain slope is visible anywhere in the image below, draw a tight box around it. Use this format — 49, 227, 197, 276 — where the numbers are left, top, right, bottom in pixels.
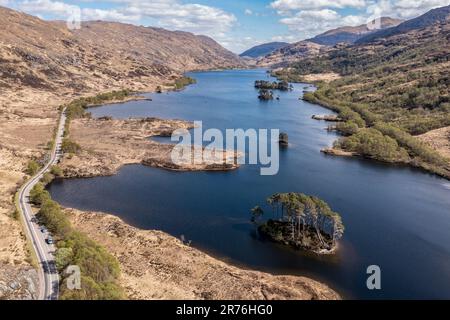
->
357, 5, 450, 43
257, 17, 401, 66
256, 41, 325, 67
310, 17, 403, 45
240, 42, 289, 58
0, 6, 243, 93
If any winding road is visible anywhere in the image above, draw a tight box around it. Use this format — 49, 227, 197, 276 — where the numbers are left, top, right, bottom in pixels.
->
18, 108, 66, 300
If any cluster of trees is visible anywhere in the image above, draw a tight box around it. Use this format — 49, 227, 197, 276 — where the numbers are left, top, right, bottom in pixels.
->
26, 160, 40, 175
64, 89, 132, 121
174, 76, 196, 90
61, 138, 81, 154
335, 128, 410, 163
252, 193, 344, 252
30, 182, 51, 205
36, 198, 124, 300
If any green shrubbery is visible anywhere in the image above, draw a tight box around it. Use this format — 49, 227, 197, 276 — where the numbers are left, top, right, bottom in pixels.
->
61, 138, 81, 154
174, 76, 196, 90
26, 160, 40, 176
374, 122, 448, 166
41, 172, 55, 185
336, 121, 360, 136
50, 165, 63, 177
30, 183, 51, 205
36, 198, 125, 300
335, 128, 410, 163
64, 89, 132, 120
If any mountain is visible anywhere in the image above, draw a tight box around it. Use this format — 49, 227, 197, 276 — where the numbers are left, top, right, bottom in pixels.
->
309, 17, 403, 45
357, 5, 450, 43
0, 6, 243, 93
257, 17, 401, 66
240, 42, 289, 58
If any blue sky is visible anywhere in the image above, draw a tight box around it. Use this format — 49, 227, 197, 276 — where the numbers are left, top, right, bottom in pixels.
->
2, 0, 449, 53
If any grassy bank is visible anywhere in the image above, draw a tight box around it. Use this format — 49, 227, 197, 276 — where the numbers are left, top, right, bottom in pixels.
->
173, 76, 197, 90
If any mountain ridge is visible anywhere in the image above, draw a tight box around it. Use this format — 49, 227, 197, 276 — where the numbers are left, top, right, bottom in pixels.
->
309, 17, 403, 45
357, 4, 450, 43
257, 17, 402, 67
240, 42, 289, 58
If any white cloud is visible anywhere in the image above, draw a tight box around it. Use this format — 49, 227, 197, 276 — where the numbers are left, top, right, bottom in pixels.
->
367, 0, 450, 19
125, 1, 236, 35
12, 0, 237, 37
244, 9, 253, 15
271, 0, 367, 12
18, 0, 78, 16
280, 9, 366, 37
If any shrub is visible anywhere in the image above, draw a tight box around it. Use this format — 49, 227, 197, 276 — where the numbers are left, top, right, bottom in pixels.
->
336, 121, 360, 136
61, 138, 81, 154
55, 247, 74, 271
174, 76, 196, 90
26, 160, 40, 176
37, 199, 72, 238
50, 165, 63, 177
336, 128, 410, 163
41, 172, 55, 185
29, 183, 50, 205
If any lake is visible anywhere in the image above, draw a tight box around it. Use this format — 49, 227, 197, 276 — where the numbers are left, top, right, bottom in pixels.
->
48, 69, 450, 299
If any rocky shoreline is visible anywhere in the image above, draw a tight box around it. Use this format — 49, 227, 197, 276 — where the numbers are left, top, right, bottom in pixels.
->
60, 117, 240, 178
65, 208, 340, 300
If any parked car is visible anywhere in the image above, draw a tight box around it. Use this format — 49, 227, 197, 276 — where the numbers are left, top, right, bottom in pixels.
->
46, 237, 54, 245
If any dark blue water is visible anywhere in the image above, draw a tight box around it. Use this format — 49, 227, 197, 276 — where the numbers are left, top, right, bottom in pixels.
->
49, 69, 450, 299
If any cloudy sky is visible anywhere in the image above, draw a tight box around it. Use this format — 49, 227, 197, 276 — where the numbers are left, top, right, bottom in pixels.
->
2, 0, 449, 53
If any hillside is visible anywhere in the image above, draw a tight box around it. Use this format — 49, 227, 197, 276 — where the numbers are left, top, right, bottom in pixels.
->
257, 18, 401, 66
273, 5, 450, 178
310, 17, 402, 45
257, 41, 326, 67
0, 6, 243, 94
240, 42, 289, 58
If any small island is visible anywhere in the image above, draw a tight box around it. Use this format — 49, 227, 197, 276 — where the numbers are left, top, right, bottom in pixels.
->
258, 89, 274, 100
251, 193, 344, 254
